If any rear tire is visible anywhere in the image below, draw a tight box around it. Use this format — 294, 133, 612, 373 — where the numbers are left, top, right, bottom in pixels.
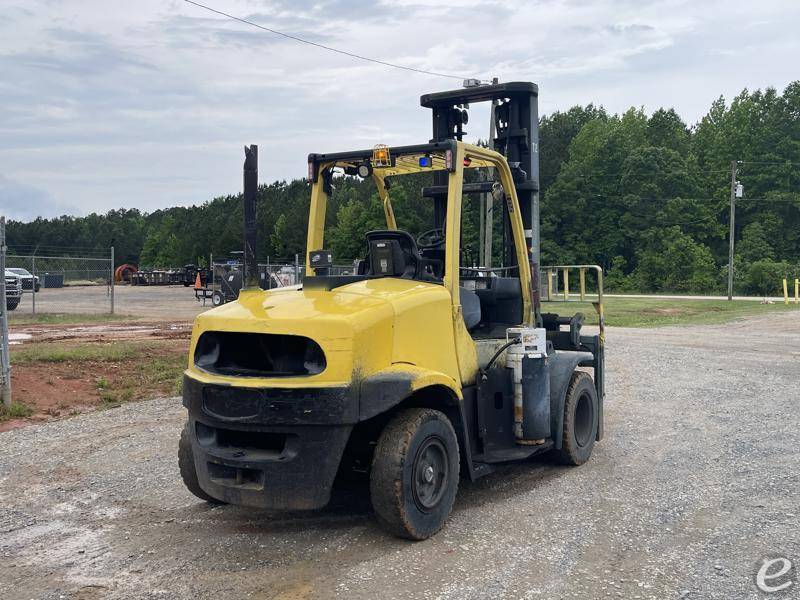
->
178, 422, 225, 504
370, 408, 460, 540
555, 371, 598, 466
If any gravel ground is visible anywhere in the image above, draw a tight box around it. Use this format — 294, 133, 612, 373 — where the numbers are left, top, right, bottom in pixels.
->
1, 313, 799, 600
10, 285, 208, 319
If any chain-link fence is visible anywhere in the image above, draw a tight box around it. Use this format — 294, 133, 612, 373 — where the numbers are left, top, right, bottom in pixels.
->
259, 261, 357, 286
200, 258, 357, 306
4, 250, 114, 315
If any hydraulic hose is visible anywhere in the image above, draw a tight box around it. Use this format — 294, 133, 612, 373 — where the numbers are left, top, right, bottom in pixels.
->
479, 337, 520, 381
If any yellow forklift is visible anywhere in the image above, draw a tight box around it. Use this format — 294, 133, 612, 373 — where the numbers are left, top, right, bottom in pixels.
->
179, 82, 605, 539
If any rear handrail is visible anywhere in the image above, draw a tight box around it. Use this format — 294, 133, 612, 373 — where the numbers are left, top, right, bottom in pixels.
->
540, 264, 605, 343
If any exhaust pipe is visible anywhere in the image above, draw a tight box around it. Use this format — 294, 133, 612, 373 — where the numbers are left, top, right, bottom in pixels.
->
243, 145, 258, 290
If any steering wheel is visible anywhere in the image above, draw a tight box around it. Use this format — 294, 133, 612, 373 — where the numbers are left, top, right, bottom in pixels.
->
417, 228, 445, 250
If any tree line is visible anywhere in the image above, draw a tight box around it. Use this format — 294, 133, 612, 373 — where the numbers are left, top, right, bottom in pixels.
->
6, 82, 800, 295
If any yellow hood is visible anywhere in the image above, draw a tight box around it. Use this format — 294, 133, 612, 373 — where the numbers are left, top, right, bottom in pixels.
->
186, 278, 462, 388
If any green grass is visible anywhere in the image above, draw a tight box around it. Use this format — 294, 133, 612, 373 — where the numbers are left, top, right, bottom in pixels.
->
99, 387, 135, 409
8, 313, 141, 326
0, 401, 34, 421
135, 356, 186, 395
97, 354, 185, 407
542, 296, 800, 328
10, 342, 141, 364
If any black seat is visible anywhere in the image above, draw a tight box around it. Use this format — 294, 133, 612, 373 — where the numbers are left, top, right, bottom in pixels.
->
361, 230, 480, 328
474, 277, 522, 325
460, 287, 482, 330
362, 230, 441, 281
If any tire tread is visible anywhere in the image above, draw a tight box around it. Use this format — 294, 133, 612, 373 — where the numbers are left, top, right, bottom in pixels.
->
370, 408, 459, 540
555, 371, 597, 466
178, 422, 224, 504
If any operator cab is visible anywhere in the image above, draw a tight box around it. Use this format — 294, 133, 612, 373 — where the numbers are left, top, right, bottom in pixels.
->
358, 230, 442, 281
353, 227, 485, 331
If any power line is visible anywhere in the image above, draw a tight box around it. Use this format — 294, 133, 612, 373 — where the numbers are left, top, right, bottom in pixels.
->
739, 197, 800, 202
576, 168, 733, 177
585, 194, 725, 203
739, 161, 800, 166
183, 0, 472, 81
568, 162, 799, 182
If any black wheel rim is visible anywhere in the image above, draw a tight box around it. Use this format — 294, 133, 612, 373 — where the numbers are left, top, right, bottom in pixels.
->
412, 436, 449, 511
574, 391, 594, 448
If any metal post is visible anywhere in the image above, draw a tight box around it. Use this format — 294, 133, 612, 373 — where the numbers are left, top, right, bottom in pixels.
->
31, 255, 36, 315
110, 246, 115, 314
479, 193, 485, 267
795, 278, 799, 304
783, 278, 789, 305
579, 267, 586, 301
727, 160, 738, 301
0, 217, 11, 407
243, 145, 259, 290
294, 253, 300, 285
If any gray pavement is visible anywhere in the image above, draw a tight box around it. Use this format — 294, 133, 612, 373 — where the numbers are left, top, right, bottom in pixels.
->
9, 284, 210, 320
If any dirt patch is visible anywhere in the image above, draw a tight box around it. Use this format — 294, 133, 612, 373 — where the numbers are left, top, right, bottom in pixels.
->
2, 321, 192, 433
2, 363, 98, 430
639, 307, 688, 316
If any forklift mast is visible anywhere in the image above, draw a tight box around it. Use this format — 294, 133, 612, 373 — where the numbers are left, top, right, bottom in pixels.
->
420, 82, 540, 267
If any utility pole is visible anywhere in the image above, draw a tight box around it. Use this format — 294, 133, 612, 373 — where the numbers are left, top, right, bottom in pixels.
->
727, 160, 738, 301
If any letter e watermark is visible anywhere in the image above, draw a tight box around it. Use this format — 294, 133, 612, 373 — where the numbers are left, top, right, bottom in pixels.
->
756, 557, 794, 594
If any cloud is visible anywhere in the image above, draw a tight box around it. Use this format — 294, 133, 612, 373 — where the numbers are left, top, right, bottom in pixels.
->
0, 175, 78, 221
0, 0, 798, 220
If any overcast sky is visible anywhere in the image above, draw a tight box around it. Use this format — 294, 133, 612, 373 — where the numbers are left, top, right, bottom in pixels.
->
1, 0, 798, 221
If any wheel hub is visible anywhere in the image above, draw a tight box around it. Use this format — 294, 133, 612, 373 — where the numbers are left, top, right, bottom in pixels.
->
412, 436, 449, 511
574, 391, 594, 448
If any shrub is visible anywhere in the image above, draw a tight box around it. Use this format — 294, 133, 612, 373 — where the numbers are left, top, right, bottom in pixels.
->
633, 227, 719, 293
742, 260, 794, 296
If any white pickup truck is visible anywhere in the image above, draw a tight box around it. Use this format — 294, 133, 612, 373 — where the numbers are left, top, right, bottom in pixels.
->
7, 267, 40, 292
4, 269, 21, 311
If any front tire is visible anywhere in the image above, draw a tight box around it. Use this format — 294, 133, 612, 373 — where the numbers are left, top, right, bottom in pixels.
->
370, 408, 460, 540
555, 371, 598, 466
6, 299, 19, 311
178, 422, 225, 504
211, 290, 224, 306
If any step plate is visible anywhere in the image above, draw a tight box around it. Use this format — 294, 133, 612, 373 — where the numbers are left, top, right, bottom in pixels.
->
474, 440, 554, 464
